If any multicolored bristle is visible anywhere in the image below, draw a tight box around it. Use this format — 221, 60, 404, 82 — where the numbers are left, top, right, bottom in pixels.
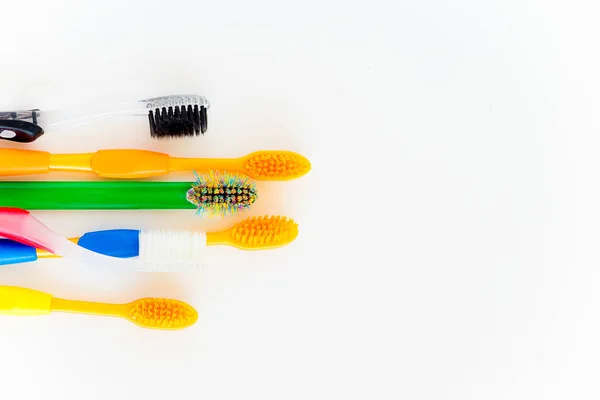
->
186, 170, 258, 216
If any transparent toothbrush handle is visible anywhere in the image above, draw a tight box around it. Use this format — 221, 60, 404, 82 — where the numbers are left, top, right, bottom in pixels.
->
0, 110, 40, 121
41, 94, 209, 131
29, 218, 139, 270
0, 209, 195, 272
0, 209, 138, 270
40, 102, 148, 131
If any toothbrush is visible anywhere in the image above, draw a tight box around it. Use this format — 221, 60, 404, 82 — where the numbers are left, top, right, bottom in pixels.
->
0, 215, 299, 266
0, 94, 210, 143
0, 286, 197, 330
0, 148, 311, 180
0, 207, 201, 271
0, 171, 258, 216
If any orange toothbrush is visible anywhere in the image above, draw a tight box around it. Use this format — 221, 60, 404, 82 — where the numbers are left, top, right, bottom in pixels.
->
0, 149, 311, 180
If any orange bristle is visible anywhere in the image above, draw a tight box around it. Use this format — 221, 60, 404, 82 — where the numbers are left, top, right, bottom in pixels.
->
127, 298, 198, 330
243, 151, 311, 180
229, 215, 299, 249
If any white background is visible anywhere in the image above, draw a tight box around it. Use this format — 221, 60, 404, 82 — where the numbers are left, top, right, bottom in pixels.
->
0, 0, 598, 399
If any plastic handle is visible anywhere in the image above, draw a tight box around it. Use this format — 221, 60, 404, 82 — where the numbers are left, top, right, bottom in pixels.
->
0, 120, 44, 143
0, 207, 29, 215
0, 207, 140, 270
0, 149, 50, 176
32, 229, 140, 260
0, 240, 38, 266
78, 230, 140, 258
0, 286, 52, 316
90, 150, 170, 178
0, 181, 195, 210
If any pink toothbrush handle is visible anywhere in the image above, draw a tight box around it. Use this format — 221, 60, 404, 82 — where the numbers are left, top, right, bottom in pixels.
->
0, 207, 54, 253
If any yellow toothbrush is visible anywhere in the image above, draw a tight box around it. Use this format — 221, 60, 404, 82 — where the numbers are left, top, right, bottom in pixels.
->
0, 286, 197, 330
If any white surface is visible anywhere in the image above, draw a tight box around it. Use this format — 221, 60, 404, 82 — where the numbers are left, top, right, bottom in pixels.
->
0, 0, 597, 399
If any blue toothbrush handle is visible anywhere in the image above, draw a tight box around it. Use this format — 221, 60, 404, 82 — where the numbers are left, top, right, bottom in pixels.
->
0, 229, 141, 266
0, 240, 38, 266
78, 229, 140, 258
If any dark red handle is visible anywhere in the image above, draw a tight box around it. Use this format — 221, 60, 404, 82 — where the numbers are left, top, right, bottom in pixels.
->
0, 207, 29, 214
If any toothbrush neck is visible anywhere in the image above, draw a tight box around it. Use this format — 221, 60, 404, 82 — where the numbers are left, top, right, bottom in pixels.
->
51, 298, 125, 317
168, 157, 235, 173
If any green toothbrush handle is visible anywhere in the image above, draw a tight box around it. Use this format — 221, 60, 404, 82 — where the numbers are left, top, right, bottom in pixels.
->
0, 181, 196, 210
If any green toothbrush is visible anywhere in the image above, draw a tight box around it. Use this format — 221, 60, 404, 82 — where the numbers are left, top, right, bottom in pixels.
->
0, 171, 258, 216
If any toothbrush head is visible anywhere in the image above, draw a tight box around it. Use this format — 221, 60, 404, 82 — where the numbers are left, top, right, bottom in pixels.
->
136, 215, 298, 268
186, 170, 257, 217
126, 298, 198, 330
228, 215, 299, 250
242, 151, 311, 181
145, 95, 209, 138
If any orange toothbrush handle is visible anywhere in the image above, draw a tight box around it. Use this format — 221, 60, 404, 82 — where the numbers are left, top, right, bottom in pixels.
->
0, 149, 51, 176
90, 150, 170, 178
0, 149, 172, 178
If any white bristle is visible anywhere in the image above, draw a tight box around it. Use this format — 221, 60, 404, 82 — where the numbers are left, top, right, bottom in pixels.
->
142, 95, 210, 109
138, 230, 207, 272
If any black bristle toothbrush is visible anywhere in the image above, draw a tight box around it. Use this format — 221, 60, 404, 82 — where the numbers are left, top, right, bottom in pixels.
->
0, 94, 209, 143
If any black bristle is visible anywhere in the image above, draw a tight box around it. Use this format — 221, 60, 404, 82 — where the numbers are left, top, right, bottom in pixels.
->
200, 106, 207, 134
148, 103, 207, 139
148, 110, 156, 136
187, 105, 195, 134
193, 105, 200, 133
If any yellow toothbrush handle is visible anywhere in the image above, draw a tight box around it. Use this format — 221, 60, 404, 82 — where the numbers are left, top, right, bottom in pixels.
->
50, 298, 125, 318
0, 285, 125, 319
0, 286, 52, 316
